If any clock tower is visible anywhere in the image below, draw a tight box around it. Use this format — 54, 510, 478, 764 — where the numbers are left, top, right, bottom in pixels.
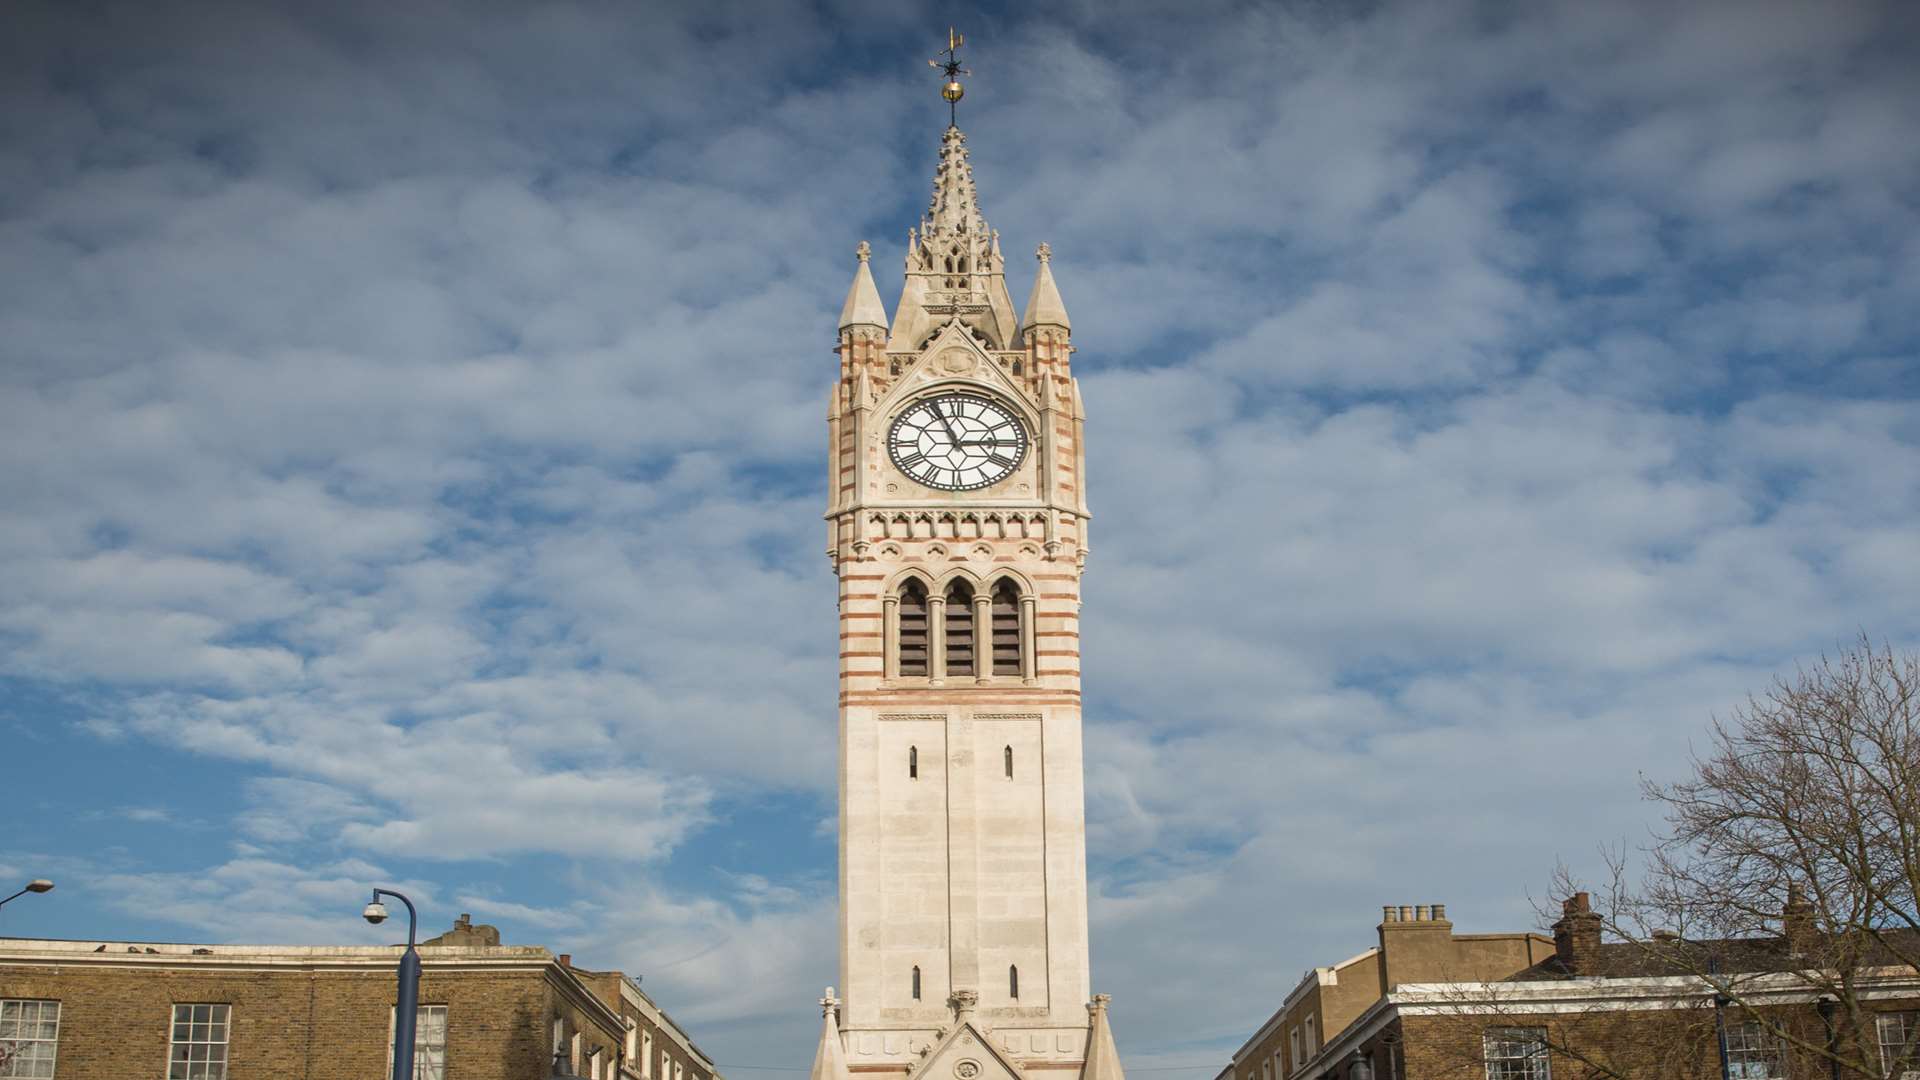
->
809, 34, 1125, 1080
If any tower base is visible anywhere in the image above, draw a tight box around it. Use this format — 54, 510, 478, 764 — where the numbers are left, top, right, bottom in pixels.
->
810, 990, 1125, 1080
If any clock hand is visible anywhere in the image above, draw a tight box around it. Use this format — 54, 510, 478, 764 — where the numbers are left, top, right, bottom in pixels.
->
935, 403, 961, 443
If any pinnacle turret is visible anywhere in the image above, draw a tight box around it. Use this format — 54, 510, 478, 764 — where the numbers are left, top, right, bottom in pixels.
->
1022, 242, 1070, 331
838, 241, 889, 331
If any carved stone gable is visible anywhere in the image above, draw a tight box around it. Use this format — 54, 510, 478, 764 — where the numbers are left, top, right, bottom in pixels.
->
876, 319, 1038, 419
914, 1021, 1028, 1080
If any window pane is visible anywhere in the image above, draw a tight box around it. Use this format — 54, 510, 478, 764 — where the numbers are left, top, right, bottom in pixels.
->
0, 1000, 60, 1080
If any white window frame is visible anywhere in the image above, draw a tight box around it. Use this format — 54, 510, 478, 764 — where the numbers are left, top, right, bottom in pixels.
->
167, 1003, 231, 1080
674, 1060, 686, 1080
1482, 1027, 1550, 1080
1303, 1016, 1315, 1054
1289, 1028, 1302, 1070
388, 1005, 448, 1080
0, 999, 60, 1079
1724, 1020, 1784, 1080
1878, 1012, 1919, 1075
642, 1031, 655, 1078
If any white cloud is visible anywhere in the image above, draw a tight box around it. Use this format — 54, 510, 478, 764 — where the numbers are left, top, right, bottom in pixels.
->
1, 0, 1917, 1074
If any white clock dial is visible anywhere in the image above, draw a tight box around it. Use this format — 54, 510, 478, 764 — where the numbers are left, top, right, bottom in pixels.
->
887, 394, 1028, 491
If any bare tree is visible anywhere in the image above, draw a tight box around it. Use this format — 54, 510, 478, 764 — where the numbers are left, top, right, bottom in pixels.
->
1602, 638, 1920, 1078
1415, 639, 1920, 1079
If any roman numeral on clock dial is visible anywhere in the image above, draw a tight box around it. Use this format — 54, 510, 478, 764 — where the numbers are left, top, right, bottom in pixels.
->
886, 393, 1028, 491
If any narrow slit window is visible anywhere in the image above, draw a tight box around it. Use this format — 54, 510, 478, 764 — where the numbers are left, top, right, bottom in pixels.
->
897, 580, 930, 677
944, 581, 974, 677
990, 580, 1022, 676
1009, 965, 1019, 999
909, 746, 918, 779
1004, 746, 1013, 778
912, 966, 922, 1000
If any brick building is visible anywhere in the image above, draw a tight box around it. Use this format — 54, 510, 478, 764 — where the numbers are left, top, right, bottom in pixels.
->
1220, 898, 1920, 1080
0, 915, 721, 1080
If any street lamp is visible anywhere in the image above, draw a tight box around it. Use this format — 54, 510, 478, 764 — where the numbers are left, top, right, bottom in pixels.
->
0, 879, 54, 910
364, 888, 421, 1080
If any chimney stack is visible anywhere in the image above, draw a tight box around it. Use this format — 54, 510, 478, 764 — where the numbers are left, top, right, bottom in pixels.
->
1376, 902, 1456, 990
1553, 893, 1603, 975
1784, 886, 1817, 957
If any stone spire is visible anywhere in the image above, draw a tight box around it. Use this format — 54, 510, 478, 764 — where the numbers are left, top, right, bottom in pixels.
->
926, 126, 987, 238
810, 988, 852, 1080
890, 126, 1019, 352
839, 241, 889, 332
1022, 242, 1070, 331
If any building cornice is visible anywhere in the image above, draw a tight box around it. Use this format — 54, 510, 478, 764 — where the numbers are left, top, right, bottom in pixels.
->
0, 936, 626, 1036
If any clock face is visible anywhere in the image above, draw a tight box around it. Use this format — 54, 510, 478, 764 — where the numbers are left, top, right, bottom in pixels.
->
887, 394, 1028, 491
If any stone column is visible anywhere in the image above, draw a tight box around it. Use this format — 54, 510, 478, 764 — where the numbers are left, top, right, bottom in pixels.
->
972, 592, 993, 684
882, 595, 899, 681
929, 593, 947, 685
1020, 595, 1038, 686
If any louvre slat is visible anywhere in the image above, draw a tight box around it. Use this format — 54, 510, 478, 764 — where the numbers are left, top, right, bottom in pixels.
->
945, 583, 974, 677
898, 584, 929, 676
990, 582, 1022, 676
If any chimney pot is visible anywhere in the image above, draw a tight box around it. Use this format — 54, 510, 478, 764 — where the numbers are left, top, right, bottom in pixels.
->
1416, 905, 1431, 921
559, 954, 571, 968
1383, 906, 1398, 923
1399, 905, 1414, 921
1433, 904, 1446, 920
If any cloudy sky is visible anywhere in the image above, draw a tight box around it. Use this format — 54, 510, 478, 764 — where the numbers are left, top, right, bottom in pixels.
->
3, 0, 1918, 1072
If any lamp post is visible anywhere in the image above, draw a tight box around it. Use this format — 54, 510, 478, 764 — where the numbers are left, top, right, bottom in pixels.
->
0, 879, 54, 911
363, 888, 420, 1080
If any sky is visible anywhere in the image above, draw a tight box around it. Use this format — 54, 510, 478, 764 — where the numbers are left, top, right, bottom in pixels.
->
2, 0, 1918, 1074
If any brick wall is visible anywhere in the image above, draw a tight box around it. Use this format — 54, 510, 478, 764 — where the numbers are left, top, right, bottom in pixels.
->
0, 954, 625, 1080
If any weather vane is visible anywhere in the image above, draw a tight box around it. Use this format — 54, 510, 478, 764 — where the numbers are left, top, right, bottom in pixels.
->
928, 27, 969, 126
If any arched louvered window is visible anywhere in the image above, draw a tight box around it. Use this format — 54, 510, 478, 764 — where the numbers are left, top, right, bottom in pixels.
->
990, 580, 1022, 677
912, 966, 922, 1000
1009, 965, 1019, 999
944, 581, 975, 677
898, 579, 930, 677
1004, 745, 1013, 779
909, 746, 918, 779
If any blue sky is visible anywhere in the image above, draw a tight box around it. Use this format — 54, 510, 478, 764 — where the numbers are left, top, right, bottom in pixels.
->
2, 0, 1918, 1073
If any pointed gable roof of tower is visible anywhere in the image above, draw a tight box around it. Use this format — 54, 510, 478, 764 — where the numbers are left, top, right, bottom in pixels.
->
810, 989, 852, 1080
839, 242, 890, 331
1021, 242, 1070, 331
1079, 995, 1126, 1080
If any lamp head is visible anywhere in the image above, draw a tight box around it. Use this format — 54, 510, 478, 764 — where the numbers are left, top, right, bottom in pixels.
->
25, 880, 53, 894
363, 899, 390, 925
